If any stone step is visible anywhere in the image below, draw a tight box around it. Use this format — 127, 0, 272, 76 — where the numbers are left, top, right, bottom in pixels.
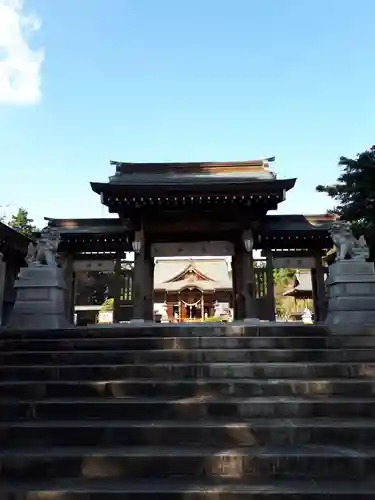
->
1, 378, 375, 399
0, 336, 329, 351
2, 324, 328, 339
1, 323, 372, 497
3, 479, 375, 499
0, 445, 374, 481
2, 419, 375, 448
328, 335, 375, 348
2, 348, 375, 365
3, 397, 375, 420
1, 362, 374, 381
3, 348, 368, 365
3, 335, 375, 352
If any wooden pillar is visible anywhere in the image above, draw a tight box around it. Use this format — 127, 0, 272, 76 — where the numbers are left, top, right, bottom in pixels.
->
132, 250, 145, 320
311, 267, 318, 319
71, 271, 77, 324
132, 229, 154, 322
66, 254, 75, 324
233, 243, 256, 320
313, 254, 326, 322
0, 253, 6, 326
2, 260, 18, 326
265, 251, 276, 321
113, 252, 122, 323
231, 255, 237, 318
143, 244, 154, 321
232, 249, 244, 320
60, 252, 75, 324
243, 250, 257, 319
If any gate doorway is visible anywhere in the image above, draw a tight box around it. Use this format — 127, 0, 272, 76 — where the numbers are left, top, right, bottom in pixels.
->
272, 255, 327, 322
152, 245, 234, 323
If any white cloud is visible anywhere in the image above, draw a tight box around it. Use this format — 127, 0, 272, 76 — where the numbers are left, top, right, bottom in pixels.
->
0, 0, 44, 105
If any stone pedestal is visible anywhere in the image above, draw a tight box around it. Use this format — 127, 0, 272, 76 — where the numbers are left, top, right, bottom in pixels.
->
325, 260, 375, 333
7, 266, 71, 330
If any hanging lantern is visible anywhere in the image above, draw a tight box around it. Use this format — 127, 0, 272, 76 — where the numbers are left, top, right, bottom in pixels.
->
242, 229, 254, 253
132, 230, 143, 254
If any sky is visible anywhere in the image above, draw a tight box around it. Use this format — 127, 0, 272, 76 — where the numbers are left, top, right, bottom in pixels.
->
0, 0, 375, 229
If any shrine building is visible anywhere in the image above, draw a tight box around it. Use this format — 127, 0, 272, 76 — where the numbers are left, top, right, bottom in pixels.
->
43, 158, 333, 324
153, 257, 233, 322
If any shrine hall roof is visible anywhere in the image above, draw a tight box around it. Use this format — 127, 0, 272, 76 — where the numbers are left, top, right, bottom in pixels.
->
282, 270, 318, 298
154, 258, 232, 291
90, 157, 296, 194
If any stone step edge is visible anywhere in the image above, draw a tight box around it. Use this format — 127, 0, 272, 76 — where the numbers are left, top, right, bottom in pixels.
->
3, 418, 375, 428
0, 336, 330, 341
0, 331, 329, 340
2, 479, 375, 495
2, 324, 327, 331
2, 377, 373, 384
2, 348, 373, 355
3, 361, 374, 368
4, 396, 375, 404
0, 445, 373, 457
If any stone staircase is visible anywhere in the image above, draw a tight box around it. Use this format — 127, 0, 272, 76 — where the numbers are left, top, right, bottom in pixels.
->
1, 323, 375, 498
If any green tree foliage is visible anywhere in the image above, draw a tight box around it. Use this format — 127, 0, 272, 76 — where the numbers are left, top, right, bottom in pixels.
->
7, 208, 38, 238
273, 268, 295, 286
100, 297, 114, 311
316, 145, 375, 254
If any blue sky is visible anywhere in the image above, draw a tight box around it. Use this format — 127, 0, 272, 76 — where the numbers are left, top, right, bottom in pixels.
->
1, 0, 375, 228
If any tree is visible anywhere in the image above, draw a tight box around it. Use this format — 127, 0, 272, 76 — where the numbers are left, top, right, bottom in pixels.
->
273, 268, 295, 286
100, 297, 114, 311
316, 145, 375, 254
8, 208, 38, 238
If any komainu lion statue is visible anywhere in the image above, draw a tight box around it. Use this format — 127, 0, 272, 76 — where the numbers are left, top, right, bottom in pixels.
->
26, 227, 61, 267
329, 221, 369, 261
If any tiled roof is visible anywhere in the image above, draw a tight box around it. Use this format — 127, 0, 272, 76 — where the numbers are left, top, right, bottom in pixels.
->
154, 258, 232, 291
0, 221, 31, 255
282, 271, 313, 296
